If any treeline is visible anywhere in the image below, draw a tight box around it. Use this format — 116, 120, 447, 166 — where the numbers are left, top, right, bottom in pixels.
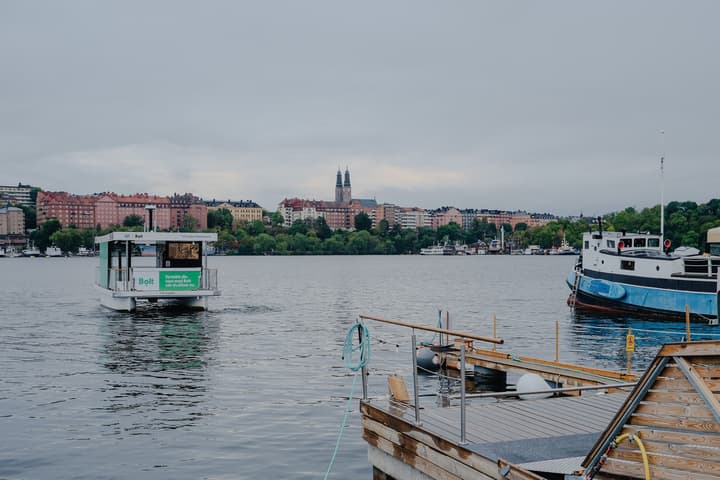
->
30, 199, 720, 255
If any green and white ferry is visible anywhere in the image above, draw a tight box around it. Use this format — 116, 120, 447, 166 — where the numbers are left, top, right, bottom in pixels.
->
95, 231, 220, 312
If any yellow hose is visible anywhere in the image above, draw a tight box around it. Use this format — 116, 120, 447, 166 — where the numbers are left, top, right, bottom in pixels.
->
613, 433, 650, 480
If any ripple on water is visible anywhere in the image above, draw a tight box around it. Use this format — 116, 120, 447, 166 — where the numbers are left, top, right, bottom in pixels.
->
0, 255, 701, 479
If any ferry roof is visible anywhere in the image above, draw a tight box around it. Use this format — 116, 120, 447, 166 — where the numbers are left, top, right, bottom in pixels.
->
95, 231, 218, 244
583, 231, 660, 238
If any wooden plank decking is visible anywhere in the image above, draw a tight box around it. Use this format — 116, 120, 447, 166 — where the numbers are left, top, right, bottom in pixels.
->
362, 392, 629, 479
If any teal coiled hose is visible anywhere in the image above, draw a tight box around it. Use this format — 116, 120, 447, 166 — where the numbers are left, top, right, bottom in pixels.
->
323, 321, 371, 479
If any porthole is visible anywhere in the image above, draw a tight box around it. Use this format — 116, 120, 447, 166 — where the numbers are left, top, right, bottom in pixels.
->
656, 265, 660, 271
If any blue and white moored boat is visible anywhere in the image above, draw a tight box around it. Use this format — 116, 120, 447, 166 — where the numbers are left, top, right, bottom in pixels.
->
95, 231, 220, 312
567, 226, 720, 321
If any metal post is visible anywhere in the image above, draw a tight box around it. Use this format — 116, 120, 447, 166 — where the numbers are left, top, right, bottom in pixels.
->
555, 319, 559, 363
125, 241, 130, 290
358, 322, 368, 400
460, 340, 467, 444
493, 313, 497, 352
411, 333, 421, 424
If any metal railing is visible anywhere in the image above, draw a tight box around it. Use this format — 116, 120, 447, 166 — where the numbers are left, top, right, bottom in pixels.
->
357, 313, 637, 446
359, 314, 503, 444
95, 267, 219, 292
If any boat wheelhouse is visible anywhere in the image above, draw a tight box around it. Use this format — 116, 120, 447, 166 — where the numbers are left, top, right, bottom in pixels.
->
568, 228, 720, 320
95, 231, 220, 312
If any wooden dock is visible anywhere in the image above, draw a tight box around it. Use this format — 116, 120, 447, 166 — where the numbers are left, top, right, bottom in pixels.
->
357, 315, 720, 480
363, 392, 629, 479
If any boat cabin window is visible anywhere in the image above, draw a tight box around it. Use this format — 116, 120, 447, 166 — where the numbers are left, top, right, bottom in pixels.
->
633, 238, 646, 248
620, 239, 631, 249
711, 244, 720, 256
620, 260, 635, 271
584, 240, 589, 249
647, 238, 660, 248
163, 242, 201, 268
607, 240, 615, 249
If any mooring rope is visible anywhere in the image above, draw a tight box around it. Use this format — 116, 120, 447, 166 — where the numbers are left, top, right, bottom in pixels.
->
323, 321, 371, 480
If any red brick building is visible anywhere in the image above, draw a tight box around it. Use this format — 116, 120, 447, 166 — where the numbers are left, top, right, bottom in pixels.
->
37, 191, 208, 230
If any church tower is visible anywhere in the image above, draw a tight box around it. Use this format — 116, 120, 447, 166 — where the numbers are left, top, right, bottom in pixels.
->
342, 167, 352, 203
334, 168, 343, 202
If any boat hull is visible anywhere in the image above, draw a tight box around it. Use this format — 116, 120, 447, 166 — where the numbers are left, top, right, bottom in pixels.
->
567, 270, 718, 320
97, 286, 212, 312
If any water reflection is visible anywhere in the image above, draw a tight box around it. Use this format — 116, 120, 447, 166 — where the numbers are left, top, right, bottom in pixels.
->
569, 311, 720, 372
100, 308, 218, 433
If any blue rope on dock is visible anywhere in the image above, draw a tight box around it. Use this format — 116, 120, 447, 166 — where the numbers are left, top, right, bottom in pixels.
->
323, 322, 370, 480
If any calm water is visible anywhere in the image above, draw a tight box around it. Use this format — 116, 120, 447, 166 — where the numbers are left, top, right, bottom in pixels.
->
2, 256, 718, 479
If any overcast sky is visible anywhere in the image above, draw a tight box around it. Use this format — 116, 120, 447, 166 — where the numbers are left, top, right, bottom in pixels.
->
2, 1, 719, 216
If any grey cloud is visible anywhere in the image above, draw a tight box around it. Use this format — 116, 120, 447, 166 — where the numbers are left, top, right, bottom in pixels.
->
1, 1, 719, 216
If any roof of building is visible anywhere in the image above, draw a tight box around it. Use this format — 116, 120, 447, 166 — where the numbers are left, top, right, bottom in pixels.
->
206, 200, 262, 208
352, 199, 377, 208
0, 206, 23, 213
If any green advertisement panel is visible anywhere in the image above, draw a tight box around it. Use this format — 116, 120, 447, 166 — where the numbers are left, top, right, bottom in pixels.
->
160, 270, 201, 291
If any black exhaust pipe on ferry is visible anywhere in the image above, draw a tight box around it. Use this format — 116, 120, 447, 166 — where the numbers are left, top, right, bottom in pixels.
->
592, 216, 603, 240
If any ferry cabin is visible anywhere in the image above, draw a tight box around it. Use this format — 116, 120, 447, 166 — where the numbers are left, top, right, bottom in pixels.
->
570, 230, 719, 318
95, 231, 220, 312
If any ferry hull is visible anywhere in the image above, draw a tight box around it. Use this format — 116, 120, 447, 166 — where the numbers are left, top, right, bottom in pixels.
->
567, 271, 718, 320
97, 287, 213, 312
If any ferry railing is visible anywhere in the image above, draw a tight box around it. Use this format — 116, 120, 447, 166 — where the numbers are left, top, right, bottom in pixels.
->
202, 268, 218, 290
358, 314, 503, 445
102, 267, 131, 291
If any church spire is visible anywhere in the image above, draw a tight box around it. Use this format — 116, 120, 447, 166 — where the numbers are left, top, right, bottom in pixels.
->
336, 168, 342, 188
344, 167, 351, 187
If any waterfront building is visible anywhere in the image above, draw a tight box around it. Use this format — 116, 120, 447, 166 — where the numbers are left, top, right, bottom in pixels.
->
37, 191, 208, 231
0, 205, 25, 235
206, 200, 263, 227
37, 191, 98, 229
279, 168, 372, 230
430, 206, 463, 229
277, 198, 353, 230
398, 208, 427, 229
0, 183, 35, 207
278, 168, 557, 232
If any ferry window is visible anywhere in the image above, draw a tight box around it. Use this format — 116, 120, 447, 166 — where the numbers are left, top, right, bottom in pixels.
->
168, 242, 200, 260
621, 239, 631, 248
621, 260, 635, 271
633, 238, 646, 248
648, 238, 660, 248
607, 240, 615, 249
584, 241, 589, 249
711, 244, 720, 256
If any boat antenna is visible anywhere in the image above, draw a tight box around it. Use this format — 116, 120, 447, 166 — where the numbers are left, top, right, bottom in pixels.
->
660, 130, 665, 244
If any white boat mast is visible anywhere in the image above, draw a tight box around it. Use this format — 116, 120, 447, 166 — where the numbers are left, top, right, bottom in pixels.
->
660, 130, 665, 244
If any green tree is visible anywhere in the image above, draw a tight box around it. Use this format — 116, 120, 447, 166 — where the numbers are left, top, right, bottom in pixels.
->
50, 228, 83, 254
123, 214, 144, 227
30, 219, 61, 251
246, 220, 265, 236
375, 219, 390, 238
254, 233, 277, 255
271, 211, 284, 227
348, 230, 371, 254
437, 222, 463, 242
314, 217, 332, 240
208, 208, 233, 231
354, 212, 372, 231
19, 205, 36, 230
288, 219, 308, 235
180, 215, 198, 232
